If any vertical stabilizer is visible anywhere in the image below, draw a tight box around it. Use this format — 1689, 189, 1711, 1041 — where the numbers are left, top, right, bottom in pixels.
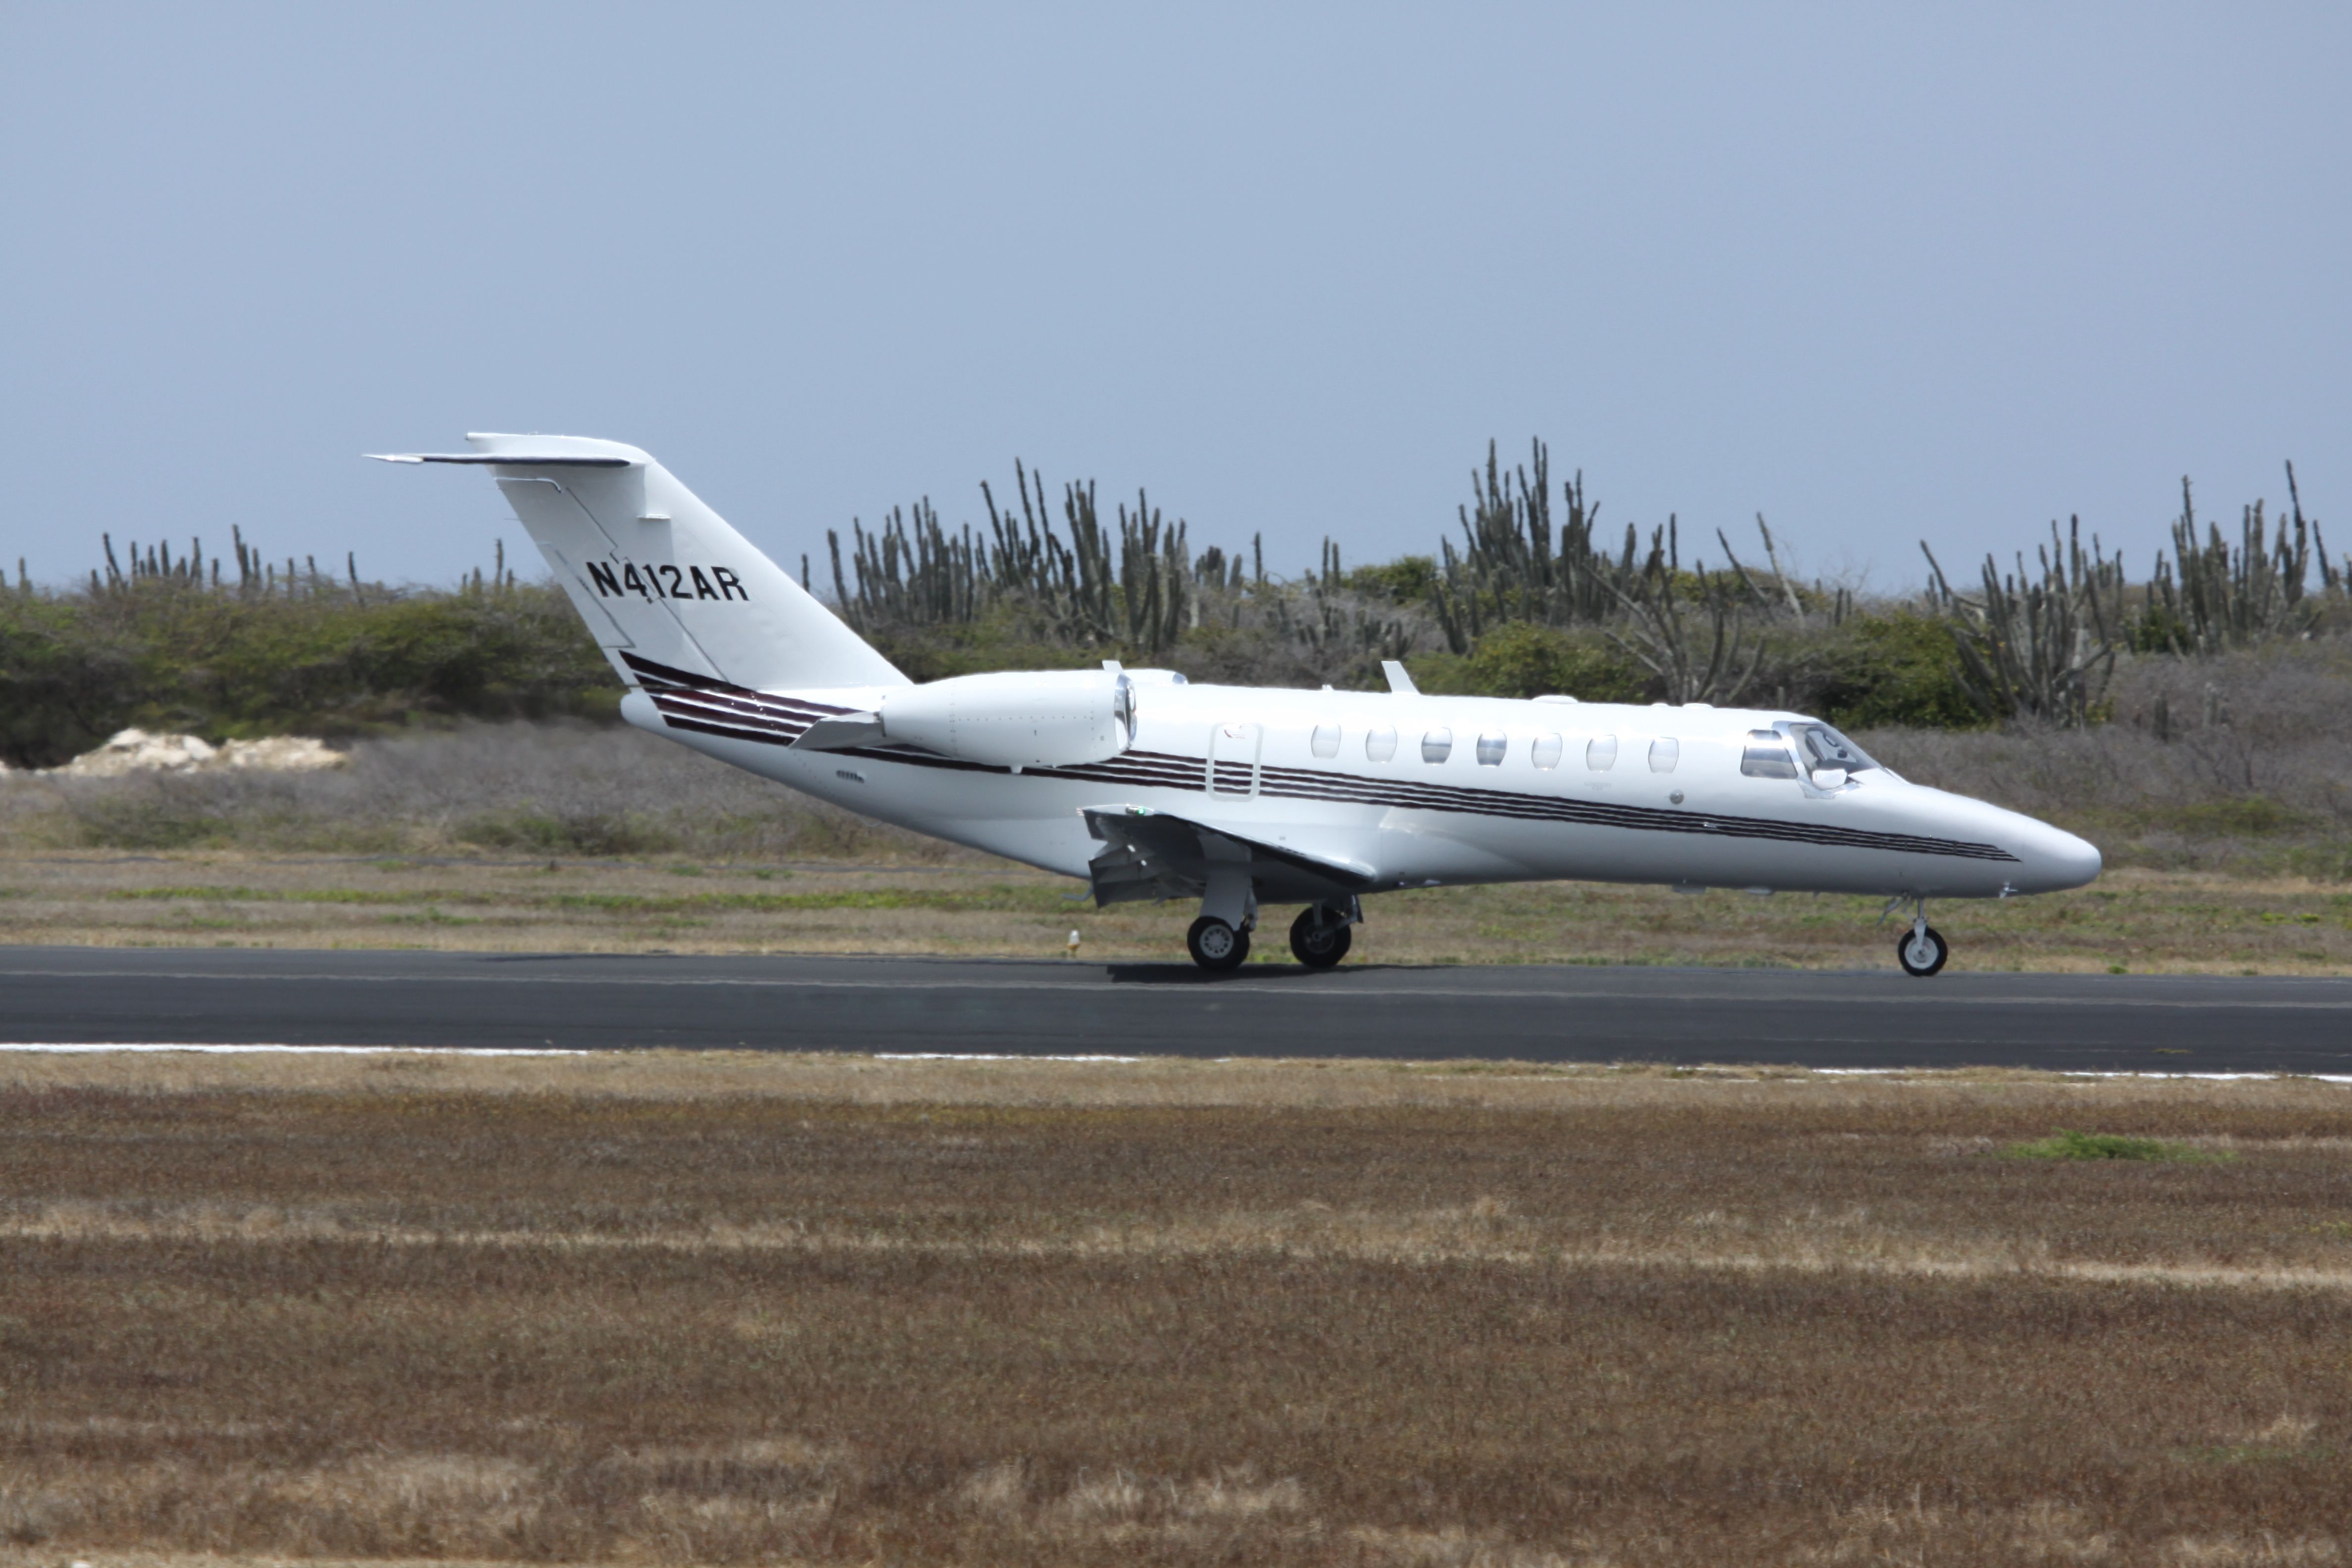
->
375, 434, 905, 693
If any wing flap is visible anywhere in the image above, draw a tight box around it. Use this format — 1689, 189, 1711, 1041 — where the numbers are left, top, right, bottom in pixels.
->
1079, 806, 1376, 909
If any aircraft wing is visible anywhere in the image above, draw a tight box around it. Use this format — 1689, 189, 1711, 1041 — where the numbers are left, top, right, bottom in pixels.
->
1079, 806, 1377, 909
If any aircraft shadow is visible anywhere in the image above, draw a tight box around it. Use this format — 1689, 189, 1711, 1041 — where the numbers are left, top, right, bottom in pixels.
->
1101, 962, 1384, 984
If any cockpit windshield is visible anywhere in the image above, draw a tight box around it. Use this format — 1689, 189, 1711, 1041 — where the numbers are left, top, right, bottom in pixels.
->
1789, 723, 1879, 773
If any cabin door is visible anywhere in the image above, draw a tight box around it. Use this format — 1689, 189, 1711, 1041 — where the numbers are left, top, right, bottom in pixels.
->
1208, 722, 1263, 797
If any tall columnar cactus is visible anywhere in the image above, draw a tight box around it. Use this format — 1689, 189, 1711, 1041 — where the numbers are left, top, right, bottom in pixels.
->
829, 463, 1200, 654
1923, 518, 2121, 727
2141, 466, 2334, 652
1431, 440, 1617, 652
1603, 517, 1767, 706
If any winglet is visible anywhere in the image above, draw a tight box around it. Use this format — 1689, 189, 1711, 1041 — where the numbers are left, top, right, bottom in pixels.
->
1381, 659, 1419, 695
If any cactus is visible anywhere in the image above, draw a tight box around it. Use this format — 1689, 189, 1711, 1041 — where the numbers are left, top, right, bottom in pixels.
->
1430, 440, 1615, 652
2139, 467, 2333, 652
1604, 518, 1767, 706
830, 463, 1200, 654
1923, 518, 2121, 727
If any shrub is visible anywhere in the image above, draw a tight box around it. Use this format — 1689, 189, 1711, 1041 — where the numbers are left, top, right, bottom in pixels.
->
61, 791, 242, 851
455, 808, 681, 857
1344, 555, 1440, 606
0, 577, 620, 769
1814, 612, 1988, 731
1411, 622, 1649, 701
2001, 1130, 2223, 1162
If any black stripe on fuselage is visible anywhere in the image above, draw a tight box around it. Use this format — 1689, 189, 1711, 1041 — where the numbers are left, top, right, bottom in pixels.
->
620, 651, 738, 691
626, 666, 2018, 864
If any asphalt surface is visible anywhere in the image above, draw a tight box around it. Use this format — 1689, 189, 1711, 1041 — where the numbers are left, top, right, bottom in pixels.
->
2, 946, 2350, 1072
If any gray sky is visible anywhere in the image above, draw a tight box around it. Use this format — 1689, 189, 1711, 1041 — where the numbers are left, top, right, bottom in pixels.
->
5, 3, 2345, 593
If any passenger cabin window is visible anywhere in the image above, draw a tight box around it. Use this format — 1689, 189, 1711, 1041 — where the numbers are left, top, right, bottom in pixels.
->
1421, 728, 1453, 764
1740, 730, 1799, 779
1366, 725, 1398, 762
1475, 732, 1507, 766
1531, 733, 1563, 770
1311, 723, 1341, 759
1649, 737, 1680, 773
1587, 735, 1618, 770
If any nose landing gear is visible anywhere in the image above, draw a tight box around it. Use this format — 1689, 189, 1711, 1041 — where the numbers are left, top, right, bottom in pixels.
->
1895, 908, 1949, 978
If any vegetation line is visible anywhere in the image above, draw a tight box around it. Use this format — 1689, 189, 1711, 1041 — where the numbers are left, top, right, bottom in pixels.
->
5, 441, 2341, 771
6, 1210, 2343, 1292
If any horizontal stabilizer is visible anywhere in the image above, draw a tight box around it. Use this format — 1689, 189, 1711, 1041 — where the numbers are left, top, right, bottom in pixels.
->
367, 452, 635, 468
1080, 806, 1376, 909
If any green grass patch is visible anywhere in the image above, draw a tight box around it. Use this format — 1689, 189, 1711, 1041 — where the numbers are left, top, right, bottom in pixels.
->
106, 883, 1070, 917
109, 884, 291, 902
2170, 798, 2314, 837
2001, 1129, 2229, 1163
541, 885, 1066, 916
456, 808, 680, 857
109, 885, 463, 906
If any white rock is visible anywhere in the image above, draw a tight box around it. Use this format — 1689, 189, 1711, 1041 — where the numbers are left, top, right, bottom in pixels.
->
219, 736, 347, 772
55, 729, 214, 777
50, 731, 345, 776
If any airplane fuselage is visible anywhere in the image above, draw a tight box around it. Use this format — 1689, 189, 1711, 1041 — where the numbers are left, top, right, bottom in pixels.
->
623, 668, 2098, 903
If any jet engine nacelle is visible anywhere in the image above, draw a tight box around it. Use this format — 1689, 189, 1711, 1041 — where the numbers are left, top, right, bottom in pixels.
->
878, 669, 1134, 769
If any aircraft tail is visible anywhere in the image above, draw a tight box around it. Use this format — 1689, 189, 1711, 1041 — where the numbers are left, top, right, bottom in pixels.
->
370, 433, 906, 693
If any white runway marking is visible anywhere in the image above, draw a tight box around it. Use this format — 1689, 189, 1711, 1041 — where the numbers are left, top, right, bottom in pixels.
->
0, 1042, 585, 1056
1813, 1066, 2352, 1084
875, 1052, 1144, 1063
7, 1044, 2338, 1082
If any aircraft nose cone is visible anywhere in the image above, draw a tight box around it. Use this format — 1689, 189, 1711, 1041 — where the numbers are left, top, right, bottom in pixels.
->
2020, 823, 2102, 891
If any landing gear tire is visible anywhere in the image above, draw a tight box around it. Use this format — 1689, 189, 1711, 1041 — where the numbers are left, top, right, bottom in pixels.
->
1187, 916, 1251, 971
1896, 924, 1949, 978
1288, 907, 1354, 968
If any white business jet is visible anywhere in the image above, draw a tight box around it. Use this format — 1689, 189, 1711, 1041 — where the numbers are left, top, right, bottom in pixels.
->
373, 435, 2101, 975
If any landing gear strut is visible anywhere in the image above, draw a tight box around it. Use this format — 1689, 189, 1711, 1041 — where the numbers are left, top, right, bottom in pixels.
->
1188, 869, 1257, 971
1895, 907, 1949, 978
1288, 905, 1354, 968
1186, 916, 1251, 971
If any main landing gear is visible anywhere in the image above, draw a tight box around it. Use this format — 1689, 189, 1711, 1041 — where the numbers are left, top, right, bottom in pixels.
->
1186, 915, 1252, 971
1891, 901, 1949, 978
1185, 895, 1361, 972
1288, 905, 1353, 968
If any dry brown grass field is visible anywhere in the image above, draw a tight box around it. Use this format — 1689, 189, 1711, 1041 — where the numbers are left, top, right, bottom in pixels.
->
1, 849, 2349, 974
3, 1051, 2352, 1566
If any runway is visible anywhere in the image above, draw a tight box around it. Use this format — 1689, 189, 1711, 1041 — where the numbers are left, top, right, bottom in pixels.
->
3, 946, 2350, 1072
